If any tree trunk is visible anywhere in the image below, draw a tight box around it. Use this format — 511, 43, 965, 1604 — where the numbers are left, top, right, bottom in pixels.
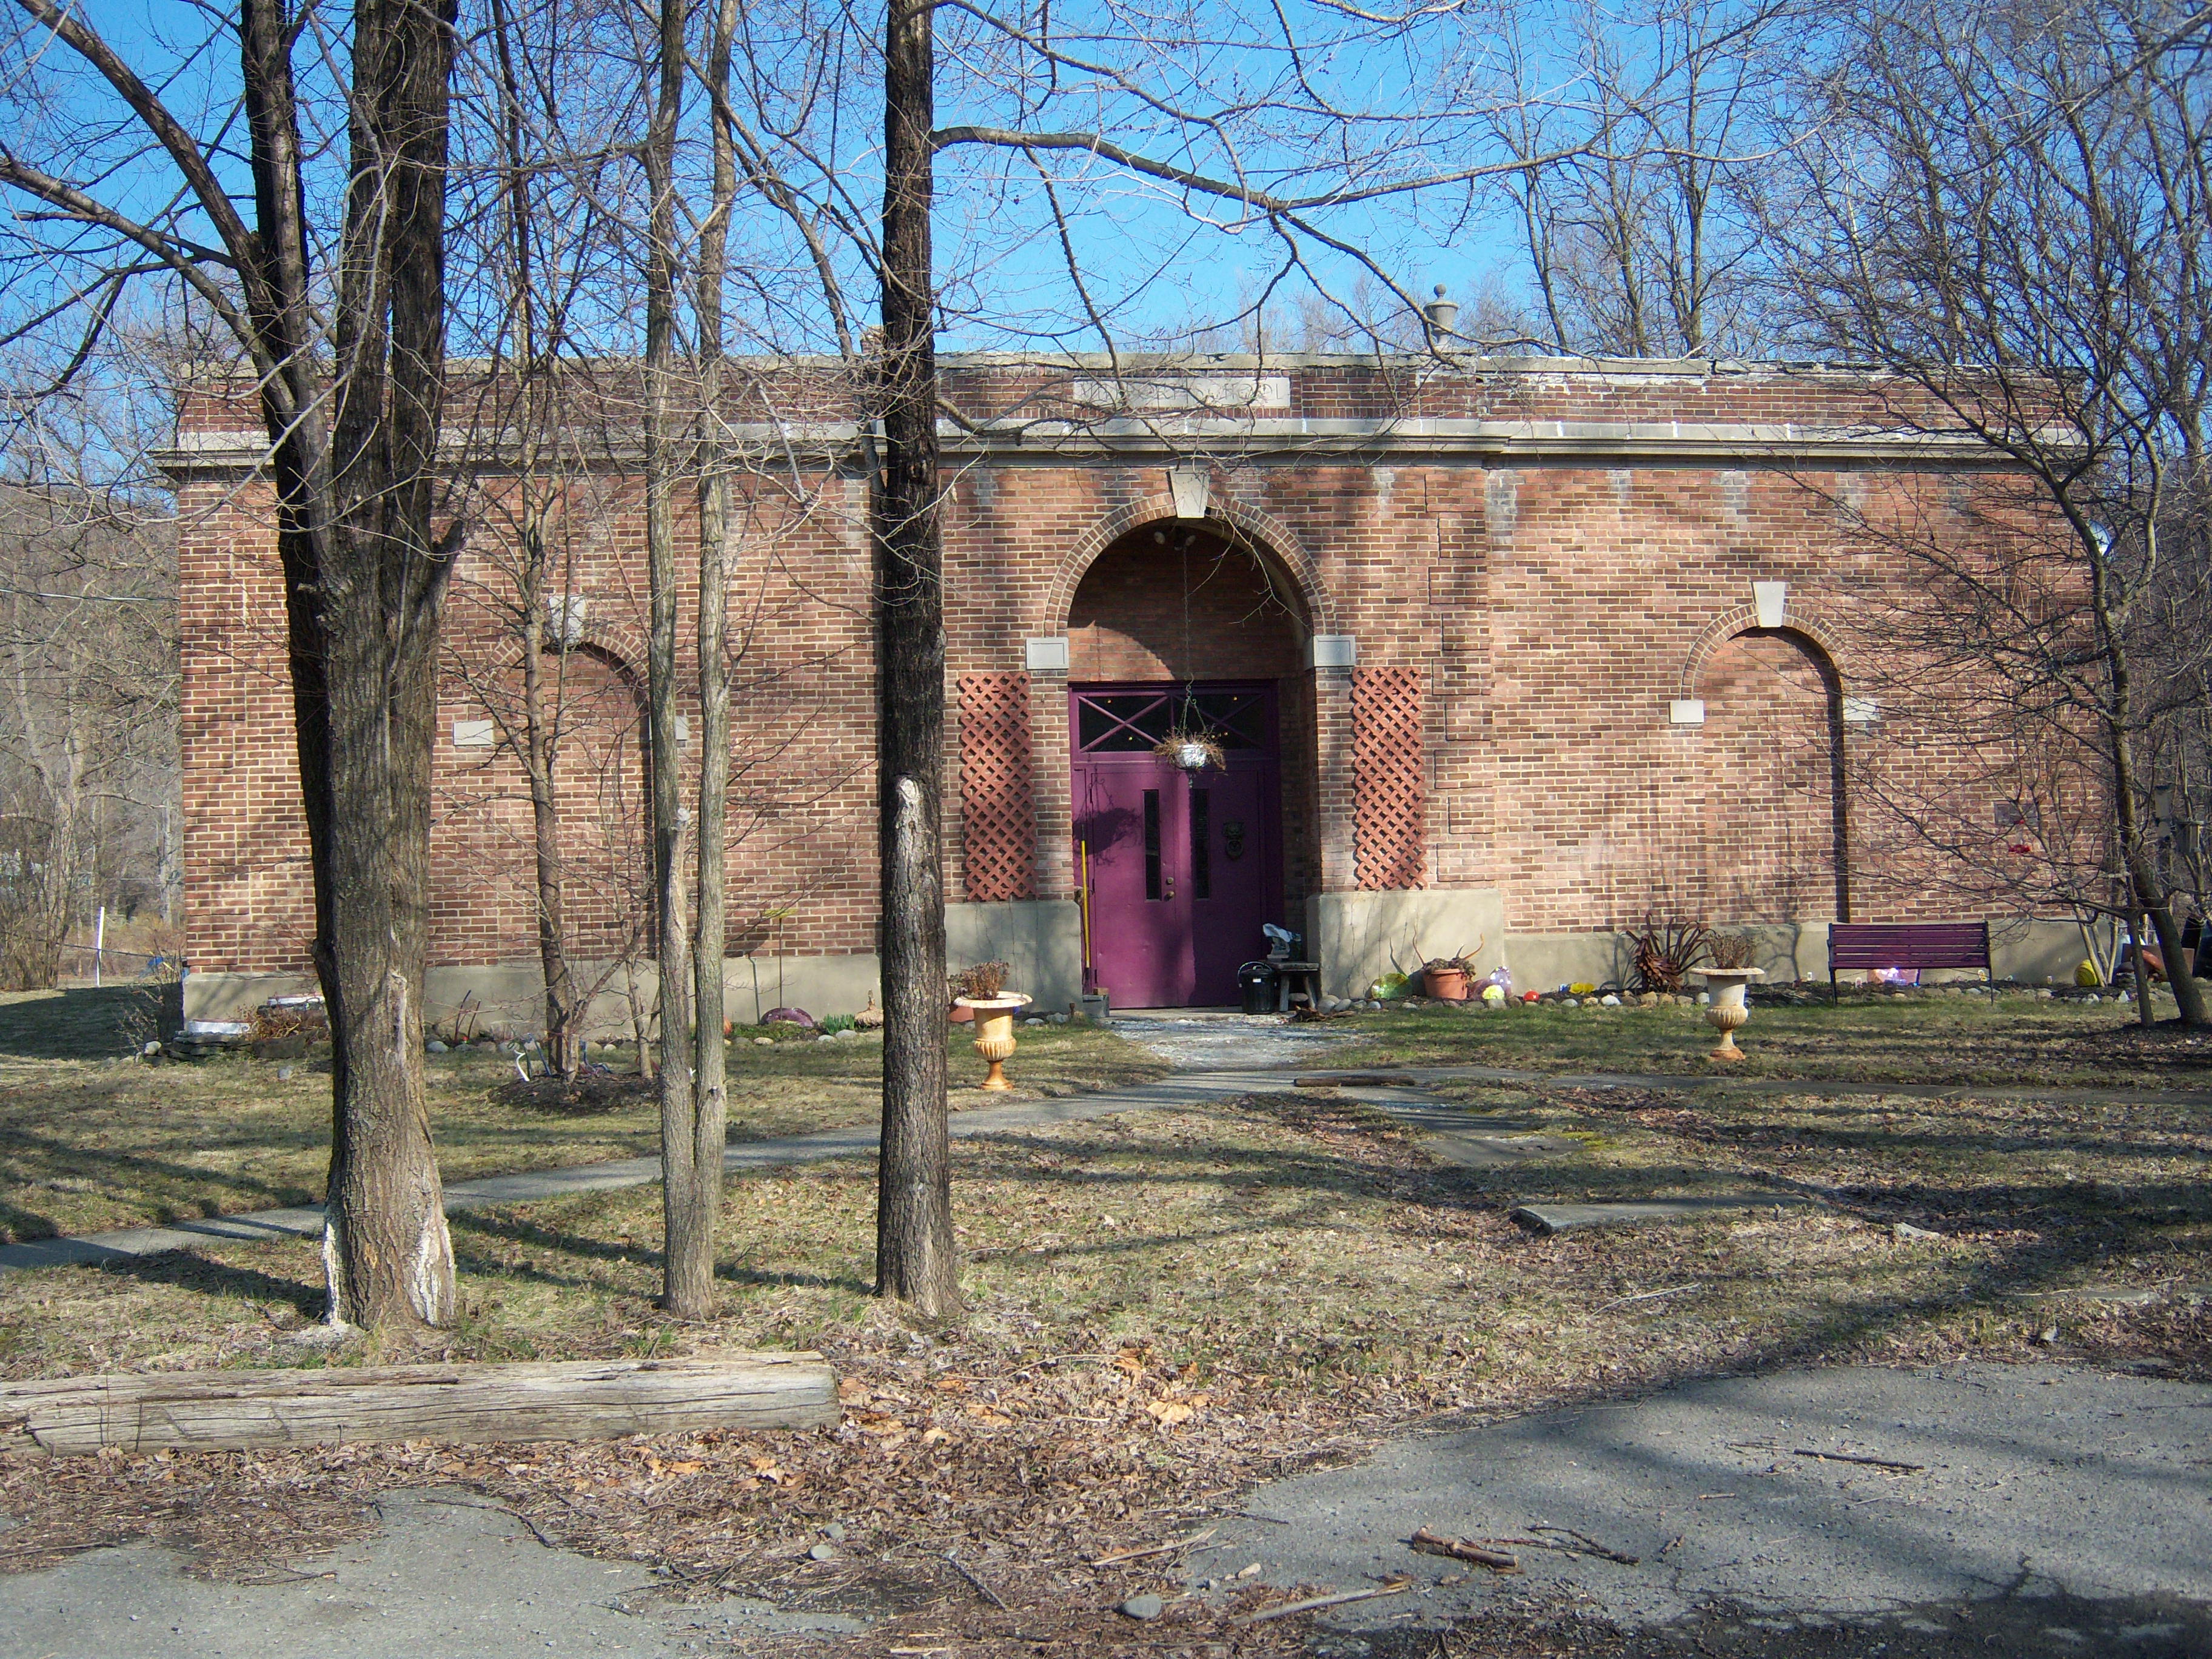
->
310, 0, 462, 1329
642, 0, 705, 1312
873, 0, 960, 1317
521, 559, 585, 1079
2108, 636, 2206, 1026
672, 0, 745, 1321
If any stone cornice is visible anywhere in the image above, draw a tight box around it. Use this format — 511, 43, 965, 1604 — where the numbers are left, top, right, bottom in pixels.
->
155, 414, 2013, 482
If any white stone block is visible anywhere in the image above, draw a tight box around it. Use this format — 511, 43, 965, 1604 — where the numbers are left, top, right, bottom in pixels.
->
1669, 699, 1706, 726
1167, 467, 1212, 519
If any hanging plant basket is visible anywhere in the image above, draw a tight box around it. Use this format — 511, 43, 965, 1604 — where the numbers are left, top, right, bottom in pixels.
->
1153, 730, 1225, 773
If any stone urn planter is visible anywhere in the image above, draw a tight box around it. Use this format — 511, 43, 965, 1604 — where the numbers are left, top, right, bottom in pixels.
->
956, 993, 1032, 1090
1692, 968, 1765, 1061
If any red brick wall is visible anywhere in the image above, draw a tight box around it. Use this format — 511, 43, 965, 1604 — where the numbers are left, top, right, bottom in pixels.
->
175, 359, 2060, 974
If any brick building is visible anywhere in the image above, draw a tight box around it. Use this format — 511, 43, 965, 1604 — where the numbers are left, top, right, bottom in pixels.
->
166, 352, 2060, 1027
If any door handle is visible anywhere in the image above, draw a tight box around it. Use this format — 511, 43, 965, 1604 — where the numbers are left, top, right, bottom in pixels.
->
1163, 876, 1176, 899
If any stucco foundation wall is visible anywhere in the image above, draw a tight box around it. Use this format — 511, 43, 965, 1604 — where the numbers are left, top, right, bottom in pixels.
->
947, 899, 1084, 1014
1307, 888, 1509, 999
1498, 917, 2098, 996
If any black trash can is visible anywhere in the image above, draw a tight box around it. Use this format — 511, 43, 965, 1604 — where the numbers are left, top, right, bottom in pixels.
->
1238, 960, 1281, 1016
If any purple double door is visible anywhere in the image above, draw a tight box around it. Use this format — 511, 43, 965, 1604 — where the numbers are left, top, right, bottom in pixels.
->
1071, 685, 1281, 1008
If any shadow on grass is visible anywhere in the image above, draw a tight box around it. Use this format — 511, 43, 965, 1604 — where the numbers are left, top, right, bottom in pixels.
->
0, 1124, 319, 1218
446, 1206, 876, 1298
89, 1246, 323, 1318
948, 1087, 2208, 1378
0, 986, 163, 1062
0, 1196, 59, 1242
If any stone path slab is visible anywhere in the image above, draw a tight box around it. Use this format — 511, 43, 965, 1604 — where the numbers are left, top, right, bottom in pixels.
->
1423, 1125, 1587, 1170
12, 1044, 2191, 1276
0, 1063, 1315, 1273
1510, 1193, 1820, 1234
1396, 1061, 2212, 1108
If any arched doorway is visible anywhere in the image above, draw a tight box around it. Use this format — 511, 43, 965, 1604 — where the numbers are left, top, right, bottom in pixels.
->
1697, 627, 1849, 922
1067, 523, 1307, 1007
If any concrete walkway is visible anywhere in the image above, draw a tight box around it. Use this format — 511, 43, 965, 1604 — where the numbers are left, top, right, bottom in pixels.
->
0, 1489, 865, 1658
9, 1033, 2210, 1274
0, 1059, 1334, 1272
1193, 1361, 2212, 1655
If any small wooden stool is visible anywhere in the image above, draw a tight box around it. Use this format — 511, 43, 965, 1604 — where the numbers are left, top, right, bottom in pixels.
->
1274, 961, 1322, 1011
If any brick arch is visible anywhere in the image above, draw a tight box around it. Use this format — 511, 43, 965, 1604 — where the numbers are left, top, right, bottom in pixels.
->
1679, 604, 1848, 699
569, 619, 648, 688
1045, 492, 1336, 636
476, 633, 645, 691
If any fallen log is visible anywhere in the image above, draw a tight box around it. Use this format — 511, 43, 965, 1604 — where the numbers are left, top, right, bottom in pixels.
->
0, 1353, 837, 1455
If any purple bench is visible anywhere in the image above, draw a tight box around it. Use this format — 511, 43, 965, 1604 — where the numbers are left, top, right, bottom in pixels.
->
1828, 922, 1993, 1002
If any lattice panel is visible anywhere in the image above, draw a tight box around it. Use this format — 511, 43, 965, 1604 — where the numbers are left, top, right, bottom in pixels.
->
1352, 666, 1427, 890
959, 671, 1037, 902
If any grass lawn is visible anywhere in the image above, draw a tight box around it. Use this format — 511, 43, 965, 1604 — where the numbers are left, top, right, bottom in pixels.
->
1334, 986, 2212, 1089
0, 988, 1164, 1242
1, 1065, 2205, 1646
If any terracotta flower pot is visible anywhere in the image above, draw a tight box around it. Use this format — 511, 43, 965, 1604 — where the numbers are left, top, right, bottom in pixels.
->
955, 993, 1031, 1089
1424, 966, 1470, 1002
948, 1002, 975, 1025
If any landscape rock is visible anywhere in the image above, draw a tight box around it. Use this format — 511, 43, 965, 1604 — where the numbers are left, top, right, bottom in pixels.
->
1119, 1594, 1165, 1621
426, 1040, 447, 1053
1892, 1221, 1943, 1241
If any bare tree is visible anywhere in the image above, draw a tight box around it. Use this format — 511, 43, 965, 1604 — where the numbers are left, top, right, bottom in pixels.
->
0, 479, 175, 987
0, 0, 467, 1326
1777, 0, 2212, 1024
1489, 0, 1799, 357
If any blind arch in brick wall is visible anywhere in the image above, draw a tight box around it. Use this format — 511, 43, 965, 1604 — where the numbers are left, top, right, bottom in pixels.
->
1352, 666, 1427, 890
958, 671, 1037, 901
1679, 603, 1849, 700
